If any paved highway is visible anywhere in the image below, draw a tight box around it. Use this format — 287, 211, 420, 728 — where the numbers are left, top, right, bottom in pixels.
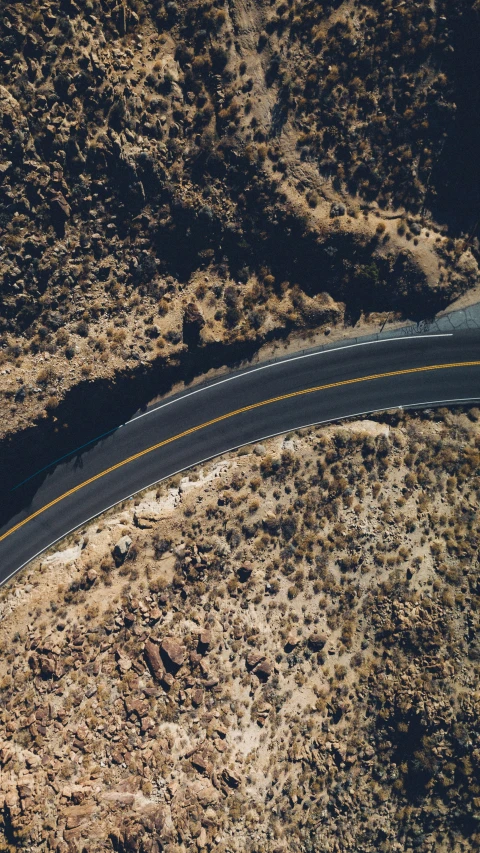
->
1, 329, 480, 586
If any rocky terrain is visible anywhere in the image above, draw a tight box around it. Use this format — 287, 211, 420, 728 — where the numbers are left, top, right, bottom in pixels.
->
1, 408, 480, 852
1, 0, 480, 443
2, 2, 480, 850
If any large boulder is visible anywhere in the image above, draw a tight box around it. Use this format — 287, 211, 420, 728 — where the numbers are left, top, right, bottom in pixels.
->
308, 632, 328, 651
237, 561, 254, 582
161, 637, 186, 671
254, 659, 272, 682
144, 639, 165, 681
113, 535, 132, 566
198, 629, 212, 653
246, 650, 265, 670
183, 301, 205, 349
284, 632, 300, 651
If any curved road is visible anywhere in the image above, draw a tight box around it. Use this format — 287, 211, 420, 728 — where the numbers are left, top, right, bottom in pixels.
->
1, 329, 480, 585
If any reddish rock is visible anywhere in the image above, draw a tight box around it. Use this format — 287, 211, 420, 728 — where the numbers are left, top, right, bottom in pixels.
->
199, 659, 210, 676
39, 656, 56, 678
246, 650, 265, 670
63, 802, 95, 830
17, 783, 32, 799
194, 781, 219, 807
162, 672, 175, 690
254, 659, 272, 681
149, 606, 162, 622
144, 639, 165, 681
214, 724, 227, 738
116, 650, 132, 675
125, 698, 149, 718
161, 637, 186, 669
141, 716, 155, 734
198, 630, 212, 652
191, 753, 213, 775
222, 768, 241, 788
192, 688, 204, 707
35, 655, 63, 680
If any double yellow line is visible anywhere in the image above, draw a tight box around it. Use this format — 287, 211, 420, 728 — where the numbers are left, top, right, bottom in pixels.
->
1, 359, 479, 544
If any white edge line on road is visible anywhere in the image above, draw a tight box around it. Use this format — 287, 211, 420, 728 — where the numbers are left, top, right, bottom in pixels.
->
1, 390, 476, 590
11, 333, 455, 491
124, 334, 454, 428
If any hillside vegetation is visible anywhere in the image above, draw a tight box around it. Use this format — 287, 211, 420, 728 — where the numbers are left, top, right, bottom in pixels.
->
1, 0, 479, 439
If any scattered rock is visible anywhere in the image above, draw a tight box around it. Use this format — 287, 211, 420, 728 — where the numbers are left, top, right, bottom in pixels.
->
285, 632, 300, 651
149, 605, 162, 622
86, 568, 98, 585
191, 753, 213, 776
63, 802, 95, 830
162, 672, 175, 690
125, 698, 149, 718
198, 630, 212, 653
222, 768, 241, 788
50, 192, 71, 220
116, 651, 133, 675
192, 688, 204, 707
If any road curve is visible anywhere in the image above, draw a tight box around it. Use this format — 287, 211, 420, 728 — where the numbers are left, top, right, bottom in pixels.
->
1, 329, 480, 585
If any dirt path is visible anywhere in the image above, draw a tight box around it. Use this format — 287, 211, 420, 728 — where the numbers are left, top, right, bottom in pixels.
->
226, 0, 277, 133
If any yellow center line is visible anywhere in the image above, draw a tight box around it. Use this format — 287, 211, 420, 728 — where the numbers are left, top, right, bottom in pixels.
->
1, 359, 479, 544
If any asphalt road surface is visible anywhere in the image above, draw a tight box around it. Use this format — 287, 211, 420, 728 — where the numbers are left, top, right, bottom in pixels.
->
1, 329, 480, 585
